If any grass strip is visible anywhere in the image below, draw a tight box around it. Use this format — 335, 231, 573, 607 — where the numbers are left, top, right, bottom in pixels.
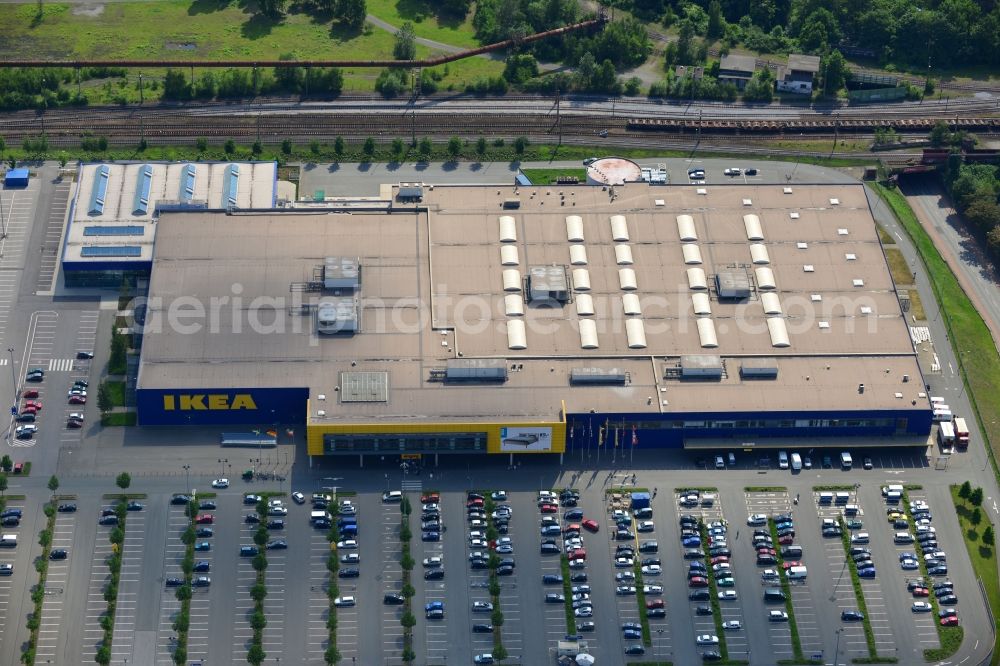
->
633, 560, 652, 647
677, 487, 718, 493
20, 496, 54, 665
519, 167, 588, 185
899, 492, 963, 661
95, 499, 128, 664
949, 485, 1000, 661
769, 518, 806, 663
813, 485, 857, 491
245, 498, 270, 666
324, 498, 342, 665
101, 493, 148, 499
399, 496, 415, 664
699, 520, 729, 661
170, 496, 198, 665
560, 555, 576, 634
835, 518, 885, 661
871, 182, 1000, 469
483, 494, 507, 661
745, 486, 787, 492
606, 486, 651, 494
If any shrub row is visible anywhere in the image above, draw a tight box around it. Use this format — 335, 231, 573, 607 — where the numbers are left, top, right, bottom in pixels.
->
768, 518, 806, 663
400, 496, 415, 663
94, 499, 128, 664
20, 492, 46, 666
170, 496, 201, 665
836, 518, 890, 662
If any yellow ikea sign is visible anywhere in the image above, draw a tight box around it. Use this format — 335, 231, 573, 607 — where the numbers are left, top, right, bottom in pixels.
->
163, 394, 258, 411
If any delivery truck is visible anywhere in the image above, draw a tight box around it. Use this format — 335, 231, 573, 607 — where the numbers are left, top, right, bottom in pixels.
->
953, 417, 970, 448
938, 421, 955, 448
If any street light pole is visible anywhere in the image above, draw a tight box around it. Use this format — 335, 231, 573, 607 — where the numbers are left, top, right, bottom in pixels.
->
182, 465, 191, 497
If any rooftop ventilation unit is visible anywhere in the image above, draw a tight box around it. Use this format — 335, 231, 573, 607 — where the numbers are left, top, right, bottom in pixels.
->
622, 293, 642, 316
740, 358, 778, 379
610, 215, 630, 241
578, 318, 599, 349
444, 359, 508, 383
755, 267, 776, 290
503, 269, 523, 292
618, 268, 637, 291
615, 244, 634, 266
575, 293, 595, 316
676, 214, 697, 241
625, 318, 647, 349
397, 183, 424, 201
498, 215, 517, 242
716, 270, 751, 299
767, 317, 791, 347
316, 297, 360, 335
504, 294, 525, 316
132, 164, 153, 215
527, 265, 569, 302
570, 367, 627, 385
682, 244, 703, 265
500, 245, 520, 266
566, 215, 584, 242
749, 244, 770, 265
88, 165, 110, 216
572, 268, 591, 292
569, 245, 588, 265
323, 257, 361, 291
687, 267, 708, 290
697, 318, 718, 348
680, 355, 723, 379
222, 164, 239, 207
743, 213, 763, 240
507, 319, 527, 349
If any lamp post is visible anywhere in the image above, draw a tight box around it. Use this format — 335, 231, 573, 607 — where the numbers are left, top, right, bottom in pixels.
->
182, 465, 191, 497
218, 458, 228, 478
6, 347, 14, 444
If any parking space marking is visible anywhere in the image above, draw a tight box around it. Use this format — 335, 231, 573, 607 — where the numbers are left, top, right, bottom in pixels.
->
36, 182, 71, 292
156, 505, 205, 665
110, 511, 146, 663
11, 311, 58, 448
380, 502, 404, 657
307, 529, 334, 661
36, 511, 76, 661
897, 489, 941, 648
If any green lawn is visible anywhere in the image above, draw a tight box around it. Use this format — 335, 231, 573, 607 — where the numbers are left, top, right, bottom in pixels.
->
0, 1, 499, 97
872, 183, 1000, 468
365, 0, 481, 48
520, 168, 587, 185
102, 412, 137, 426
950, 486, 1000, 665
105, 381, 127, 408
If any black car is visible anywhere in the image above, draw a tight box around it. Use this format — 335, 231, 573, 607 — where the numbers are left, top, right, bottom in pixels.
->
424, 569, 445, 580
245, 514, 261, 524
196, 528, 214, 538
541, 543, 560, 554
99, 516, 119, 526
170, 495, 190, 505
267, 520, 285, 530
384, 593, 405, 605
266, 540, 288, 550
0, 517, 18, 527
472, 624, 494, 633
702, 650, 723, 661
76, 351, 95, 359
49, 549, 68, 560
313, 519, 331, 529
422, 531, 441, 542
625, 646, 646, 656
497, 565, 514, 576
127, 502, 144, 511
695, 605, 713, 616
570, 572, 588, 583
165, 577, 184, 587
338, 568, 360, 578
57, 504, 77, 513
244, 494, 262, 505
101, 508, 116, 517
470, 559, 489, 569
564, 509, 584, 521
562, 498, 578, 507
647, 608, 667, 618
543, 574, 563, 585
198, 501, 216, 510
689, 590, 710, 601
841, 610, 865, 621
193, 561, 210, 572
240, 546, 259, 557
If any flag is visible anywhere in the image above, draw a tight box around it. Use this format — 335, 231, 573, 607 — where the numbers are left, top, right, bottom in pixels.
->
266, 429, 278, 437
632, 425, 638, 447
598, 425, 604, 447
614, 426, 619, 448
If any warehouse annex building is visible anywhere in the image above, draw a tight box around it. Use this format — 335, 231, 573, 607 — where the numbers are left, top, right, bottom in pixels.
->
133, 182, 933, 460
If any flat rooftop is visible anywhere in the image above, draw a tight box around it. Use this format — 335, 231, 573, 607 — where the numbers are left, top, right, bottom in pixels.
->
137, 182, 927, 424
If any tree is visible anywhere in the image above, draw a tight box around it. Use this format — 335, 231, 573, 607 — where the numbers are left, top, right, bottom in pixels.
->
0, 474, 7, 498
162, 69, 190, 100
960, 481, 972, 499
707, 0, 724, 38
324, 646, 341, 665
115, 472, 131, 495
337, 0, 366, 29
475, 136, 487, 156
224, 139, 236, 155
929, 121, 951, 147
394, 22, 417, 61
256, 0, 286, 17
254, 526, 269, 546
362, 136, 376, 157
513, 136, 529, 155
447, 136, 462, 159
196, 137, 208, 152
246, 644, 266, 665
820, 50, 847, 96
281, 139, 292, 155
401, 611, 416, 628
965, 198, 1000, 234
971, 486, 984, 507
972, 507, 983, 525
0, 455, 9, 472
984, 526, 995, 545
47, 474, 58, 496
97, 382, 112, 415
334, 136, 345, 157
418, 137, 432, 157
252, 554, 268, 571
391, 138, 404, 156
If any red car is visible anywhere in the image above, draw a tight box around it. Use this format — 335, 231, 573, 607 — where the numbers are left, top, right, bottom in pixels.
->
757, 548, 776, 556
689, 577, 709, 588
564, 523, 581, 534
22, 389, 39, 399
646, 599, 665, 609
195, 514, 214, 524
466, 498, 484, 508
12, 462, 23, 474
912, 587, 930, 597
778, 535, 795, 546
568, 548, 587, 561
782, 560, 802, 570
20, 405, 37, 415
941, 616, 959, 627
421, 493, 439, 504
69, 395, 87, 404
23, 400, 42, 411
581, 518, 599, 533
540, 504, 558, 514
711, 555, 730, 565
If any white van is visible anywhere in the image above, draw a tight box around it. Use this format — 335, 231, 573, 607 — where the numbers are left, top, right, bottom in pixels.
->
788, 565, 808, 580
835, 492, 850, 505
790, 453, 802, 471
881, 484, 904, 497
840, 452, 853, 469
382, 490, 403, 503
778, 451, 789, 469
844, 504, 860, 516
819, 492, 834, 504
701, 493, 717, 507
885, 491, 902, 504
930, 396, 945, 405
0, 534, 16, 547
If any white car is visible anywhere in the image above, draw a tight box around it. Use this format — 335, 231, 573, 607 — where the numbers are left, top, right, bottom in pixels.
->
210, 478, 229, 489
747, 514, 768, 526
574, 606, 593, 618
642, 564, 662, 576
724, 167, 742, 176
912, 602, 933, 612
637, 520, 655, 532
423, 557, 443, 568
470, 539, 488, 549
340, 553, 359, 564
769, 610, 788, 621
268, 506, 288, 516
696, 634, 720, 646
572, 593, 590, 602
291, 492, 305, 504
712, 563, 731, 573
900, 559, 919, 570
718, 590, 738, 601
68, 412, 85, 421
615, 557, 634, 568
643, 584, 663, 595
761, 569, 780, 582
569, 558, 586, 569
337, 540, 358, 549
722, 620, 742, 631
496, 544, 514, 554
491, 491, 507, 501
15, 424, 37, 437
334, 596, 356, 607
616, 571, 636, 582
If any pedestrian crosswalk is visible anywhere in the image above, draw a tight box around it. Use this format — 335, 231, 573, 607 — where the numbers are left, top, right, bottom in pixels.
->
401, 479, 423, 492
48, 358, 75, 372
0, 359, 7, 366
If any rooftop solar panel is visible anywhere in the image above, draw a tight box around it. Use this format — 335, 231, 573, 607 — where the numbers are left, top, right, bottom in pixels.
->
180, 164, 196, 201
80, 246, 143, 258
222, 164, 239, 207
83, 226, 145, 237
132, 164, 153, 215
88, 165, 110, 216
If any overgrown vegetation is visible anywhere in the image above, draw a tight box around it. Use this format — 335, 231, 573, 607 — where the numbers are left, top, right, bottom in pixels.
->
560, 555, 576, 634
698, 520, 730, 661
400, 496, 414, 664
950, 484, 999, 665
95, 497, 128, 664
768, 517, 806, 663
20, 491, 49, 666
482, 494, 507, 661
938, 156, 1000, 265
836, 518, 887, 662
323, 495, 342, 665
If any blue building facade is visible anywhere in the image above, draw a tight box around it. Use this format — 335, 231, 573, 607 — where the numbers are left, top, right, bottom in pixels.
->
136, 387, 308, 427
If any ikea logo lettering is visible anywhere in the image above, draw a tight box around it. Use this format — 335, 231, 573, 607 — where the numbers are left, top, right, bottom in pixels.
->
163, 394, 258, 411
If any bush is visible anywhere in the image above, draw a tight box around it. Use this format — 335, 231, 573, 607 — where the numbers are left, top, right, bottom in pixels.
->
513, 136, 529, 155
224, 139, 236, 155
196, 137, 208, 152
